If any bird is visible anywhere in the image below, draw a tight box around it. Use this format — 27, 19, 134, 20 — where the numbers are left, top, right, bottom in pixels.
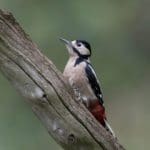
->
60, 38, 115, 136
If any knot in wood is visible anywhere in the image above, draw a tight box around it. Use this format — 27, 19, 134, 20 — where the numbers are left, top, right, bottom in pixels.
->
68, 133, 75, 144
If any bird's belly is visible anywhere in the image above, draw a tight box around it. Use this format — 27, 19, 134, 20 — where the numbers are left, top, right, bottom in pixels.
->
64, 66, 97, 107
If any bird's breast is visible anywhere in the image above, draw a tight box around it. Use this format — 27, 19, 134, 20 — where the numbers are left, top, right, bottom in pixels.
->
63, 59, 97, 104
63, 60, 87, 85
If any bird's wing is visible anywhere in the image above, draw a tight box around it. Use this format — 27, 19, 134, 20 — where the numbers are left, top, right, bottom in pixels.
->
85, 63, 104, 105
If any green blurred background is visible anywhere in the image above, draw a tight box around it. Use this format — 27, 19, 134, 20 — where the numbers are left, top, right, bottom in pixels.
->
0, 0, 150, 150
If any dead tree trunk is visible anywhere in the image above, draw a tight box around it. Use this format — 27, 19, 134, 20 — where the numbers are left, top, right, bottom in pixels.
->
0, 9, 125, 150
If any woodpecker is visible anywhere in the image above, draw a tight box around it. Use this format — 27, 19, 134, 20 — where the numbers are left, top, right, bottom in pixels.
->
60, 38, 115, 136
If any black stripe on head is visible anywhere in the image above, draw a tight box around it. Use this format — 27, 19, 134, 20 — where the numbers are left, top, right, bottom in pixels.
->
76, 40, 91, 55
72, 46, 90, 59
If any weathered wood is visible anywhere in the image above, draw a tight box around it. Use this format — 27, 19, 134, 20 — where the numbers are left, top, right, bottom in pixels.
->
0, 9, 125, 150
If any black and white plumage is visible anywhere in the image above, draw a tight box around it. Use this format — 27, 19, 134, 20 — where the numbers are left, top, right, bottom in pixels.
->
85, 62, 104, 105
60, 38, 115, 136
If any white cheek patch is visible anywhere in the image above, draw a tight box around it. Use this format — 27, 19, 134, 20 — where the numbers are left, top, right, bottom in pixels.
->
71, 40, 90, 56
78, 47, 90, 55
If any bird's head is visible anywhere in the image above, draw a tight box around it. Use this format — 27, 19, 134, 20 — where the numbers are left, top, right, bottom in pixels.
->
60, 38, 91, 59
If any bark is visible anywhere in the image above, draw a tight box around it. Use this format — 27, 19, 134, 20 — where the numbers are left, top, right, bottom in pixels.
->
0, 9, 125, 150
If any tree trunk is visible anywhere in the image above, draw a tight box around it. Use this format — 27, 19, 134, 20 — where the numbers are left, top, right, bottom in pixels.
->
0, 9, 125, 150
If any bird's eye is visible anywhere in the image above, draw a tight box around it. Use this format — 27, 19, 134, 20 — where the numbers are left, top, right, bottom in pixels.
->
77, 42, 82, 47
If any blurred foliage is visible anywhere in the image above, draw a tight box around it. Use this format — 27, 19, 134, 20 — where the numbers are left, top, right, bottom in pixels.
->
0, 0, 150, 150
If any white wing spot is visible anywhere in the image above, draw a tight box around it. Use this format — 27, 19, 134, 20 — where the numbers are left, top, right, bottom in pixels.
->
100, 94, 102, 98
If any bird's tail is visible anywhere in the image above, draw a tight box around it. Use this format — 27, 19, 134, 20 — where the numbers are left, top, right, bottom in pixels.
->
104, 119, 115, 137
89, 101, 115, 137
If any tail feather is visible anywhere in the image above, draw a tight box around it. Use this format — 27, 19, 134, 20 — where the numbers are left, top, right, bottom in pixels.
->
89, 101, 115, 137
104, 119, 115, 137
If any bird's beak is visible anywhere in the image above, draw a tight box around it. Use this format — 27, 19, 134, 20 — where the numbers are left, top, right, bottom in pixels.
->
59, 38, 74, 55
59, 38, 71, 46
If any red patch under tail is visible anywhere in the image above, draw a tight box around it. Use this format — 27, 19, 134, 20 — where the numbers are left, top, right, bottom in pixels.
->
89, 101, 106, 127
